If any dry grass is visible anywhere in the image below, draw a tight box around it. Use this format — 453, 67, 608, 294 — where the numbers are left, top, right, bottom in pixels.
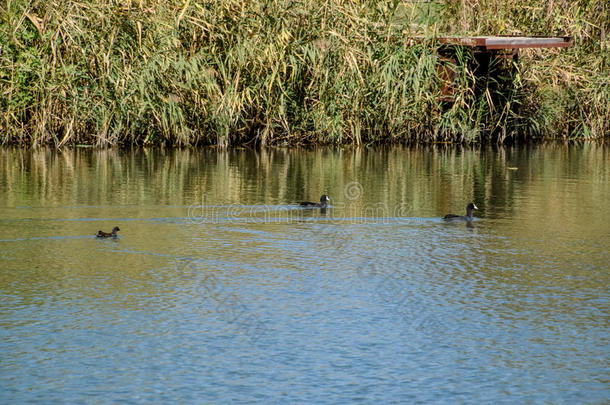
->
0, 0, 607, 147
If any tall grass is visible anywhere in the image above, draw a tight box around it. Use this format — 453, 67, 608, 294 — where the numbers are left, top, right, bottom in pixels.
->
438, 0, 609, 140
0, 0, 607, 147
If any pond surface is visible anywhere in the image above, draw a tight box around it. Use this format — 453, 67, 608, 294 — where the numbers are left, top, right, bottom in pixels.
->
1, 145, 608, 403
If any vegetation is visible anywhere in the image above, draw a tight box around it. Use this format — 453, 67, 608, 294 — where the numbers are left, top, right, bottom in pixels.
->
0, 0, 608, 147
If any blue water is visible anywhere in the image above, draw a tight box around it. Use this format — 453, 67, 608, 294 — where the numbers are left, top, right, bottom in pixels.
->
1, 146, 608, 403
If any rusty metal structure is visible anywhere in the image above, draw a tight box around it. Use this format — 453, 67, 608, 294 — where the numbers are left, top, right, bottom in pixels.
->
439, 36, 572, 49
439, 35, 572, 61
433, 36, 572, 101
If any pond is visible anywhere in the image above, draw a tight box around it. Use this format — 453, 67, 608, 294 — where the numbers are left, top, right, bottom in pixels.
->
1, 145, 608, 403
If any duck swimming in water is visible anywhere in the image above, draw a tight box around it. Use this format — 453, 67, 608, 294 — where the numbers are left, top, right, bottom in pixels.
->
96, 226, 120, 238
299, 195, 330, 208
443, 203, 478, 221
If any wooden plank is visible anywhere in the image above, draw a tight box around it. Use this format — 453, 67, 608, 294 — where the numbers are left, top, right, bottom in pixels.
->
434, 36, 571, 50
482, 36, 571, 49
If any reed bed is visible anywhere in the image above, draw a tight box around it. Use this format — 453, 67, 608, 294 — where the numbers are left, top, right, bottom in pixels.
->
1, 0, 608, 147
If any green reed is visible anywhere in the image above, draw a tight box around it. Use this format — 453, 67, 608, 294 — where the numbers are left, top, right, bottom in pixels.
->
0, 0, 607, 147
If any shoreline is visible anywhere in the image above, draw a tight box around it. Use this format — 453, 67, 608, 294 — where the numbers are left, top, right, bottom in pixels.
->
2, 138, 608, 151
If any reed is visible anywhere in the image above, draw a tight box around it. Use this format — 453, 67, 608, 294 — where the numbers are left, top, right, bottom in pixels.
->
0, 0, 607, 147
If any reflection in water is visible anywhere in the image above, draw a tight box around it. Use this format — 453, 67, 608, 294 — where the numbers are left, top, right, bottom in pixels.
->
0, 144, 609, 403
2, 144, 608, 214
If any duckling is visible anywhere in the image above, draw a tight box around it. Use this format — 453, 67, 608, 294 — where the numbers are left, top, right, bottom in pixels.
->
96, 226, 120, 238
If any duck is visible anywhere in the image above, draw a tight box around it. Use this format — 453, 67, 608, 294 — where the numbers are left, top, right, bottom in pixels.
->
299, 195, 330, 208
96, 226, 120, 238
443, 203, 478, 221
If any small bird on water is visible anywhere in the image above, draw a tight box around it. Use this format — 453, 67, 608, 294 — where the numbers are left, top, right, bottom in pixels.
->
443, 203, 478, 222
299, 195, 330, 208
96, 226, 120, 238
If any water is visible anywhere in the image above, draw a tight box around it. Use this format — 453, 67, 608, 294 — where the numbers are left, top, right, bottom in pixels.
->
1, 145, 608, 403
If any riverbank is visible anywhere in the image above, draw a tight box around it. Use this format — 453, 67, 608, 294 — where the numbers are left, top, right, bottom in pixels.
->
1, 1, 608, 147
